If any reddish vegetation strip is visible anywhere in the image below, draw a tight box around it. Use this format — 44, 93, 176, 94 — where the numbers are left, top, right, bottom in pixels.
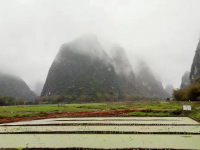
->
0, 109, 135, 124
0, 108, 175, 124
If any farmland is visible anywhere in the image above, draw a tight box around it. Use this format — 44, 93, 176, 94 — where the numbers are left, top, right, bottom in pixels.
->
0, 117, 200, 149
1, 101, 200, 149
0, 101, 200, 123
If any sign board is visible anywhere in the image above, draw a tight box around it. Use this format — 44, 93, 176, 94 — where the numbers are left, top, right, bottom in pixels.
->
183, 105, 191, 111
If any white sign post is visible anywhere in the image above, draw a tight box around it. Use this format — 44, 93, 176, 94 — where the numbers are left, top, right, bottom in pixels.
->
183, 105, 191, 111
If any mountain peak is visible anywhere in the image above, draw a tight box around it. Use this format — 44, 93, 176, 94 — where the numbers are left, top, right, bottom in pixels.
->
41, 35, 120, 97
165, 84, 174, 97
180, 71, 190, 89
59, 33, 110, 62
136, 62, 168, 97
190, 40, 200, 81
0, 73, 36, 101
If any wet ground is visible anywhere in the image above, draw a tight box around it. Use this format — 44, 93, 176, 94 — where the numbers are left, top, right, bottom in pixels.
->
0, 109, 135, 124
0, 117, 200, 149
0, 108, 176, 124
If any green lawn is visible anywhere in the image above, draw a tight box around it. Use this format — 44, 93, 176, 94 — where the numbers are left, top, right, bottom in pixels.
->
0, 101, 200, 121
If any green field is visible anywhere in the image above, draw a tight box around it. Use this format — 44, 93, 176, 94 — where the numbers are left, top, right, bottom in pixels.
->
0, 101, 200, 121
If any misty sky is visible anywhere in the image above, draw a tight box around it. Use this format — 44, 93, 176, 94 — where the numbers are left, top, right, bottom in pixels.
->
0, 0, 200, 91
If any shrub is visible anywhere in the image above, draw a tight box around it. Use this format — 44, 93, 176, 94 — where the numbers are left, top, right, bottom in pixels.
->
173, 76, 200, 101
173, 89, 187, 101
77, 95, 90, 103
186, 85, 200, 101
16, 99, 25, 105
171, 109, 182, 115
141, 109, 152, 112
0, 94, 16, 106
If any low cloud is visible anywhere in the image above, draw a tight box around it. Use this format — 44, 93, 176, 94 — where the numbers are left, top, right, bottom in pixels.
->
0, 0, 200, 90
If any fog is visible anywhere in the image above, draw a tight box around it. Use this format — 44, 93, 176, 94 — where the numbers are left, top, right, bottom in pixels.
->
0, 0, 200, 92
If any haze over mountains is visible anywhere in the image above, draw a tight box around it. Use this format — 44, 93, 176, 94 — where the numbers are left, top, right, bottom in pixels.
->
180, 71, 190, 89
135, 63, 169, 97
0, 33, 176, 102
179, 40, 200, 90
42, 34, 169, 99
1, 0, 200, 95
0, 72, 36, 101
42, 34, 121, 98
106, 44, 138, 95
190, 40, 200, 82
165, 85, 174, 97
34, 82, 44, 96
1, 33, 200, 102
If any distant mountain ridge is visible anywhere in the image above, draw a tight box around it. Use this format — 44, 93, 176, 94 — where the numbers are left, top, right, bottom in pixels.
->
42, 34, 168, 100
173, 39, 200, 101
180, 71, 190, 89
0, 72, 36, 101
165, 84, 174, 97
106, 45, 138, 95
190, 40, 200, 81
135, 64, 168, 97
34, 82, 44, 96
41, 34, 121, 97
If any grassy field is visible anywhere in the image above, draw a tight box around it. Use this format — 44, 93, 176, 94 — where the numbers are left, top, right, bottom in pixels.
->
0, 101, 200, 121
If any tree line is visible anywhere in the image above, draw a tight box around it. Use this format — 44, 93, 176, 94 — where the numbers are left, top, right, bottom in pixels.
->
0, 94, 25, 106
173, 76, 200, 101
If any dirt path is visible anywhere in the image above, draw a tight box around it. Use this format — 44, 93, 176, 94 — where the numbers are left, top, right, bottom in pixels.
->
0, 108, 175, 124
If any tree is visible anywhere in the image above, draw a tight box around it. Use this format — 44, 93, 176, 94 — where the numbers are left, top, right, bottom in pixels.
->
173, 76, 200, 101
173, 89, 187, 101
16, 99, 25, 105
0, 94, 5, 106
